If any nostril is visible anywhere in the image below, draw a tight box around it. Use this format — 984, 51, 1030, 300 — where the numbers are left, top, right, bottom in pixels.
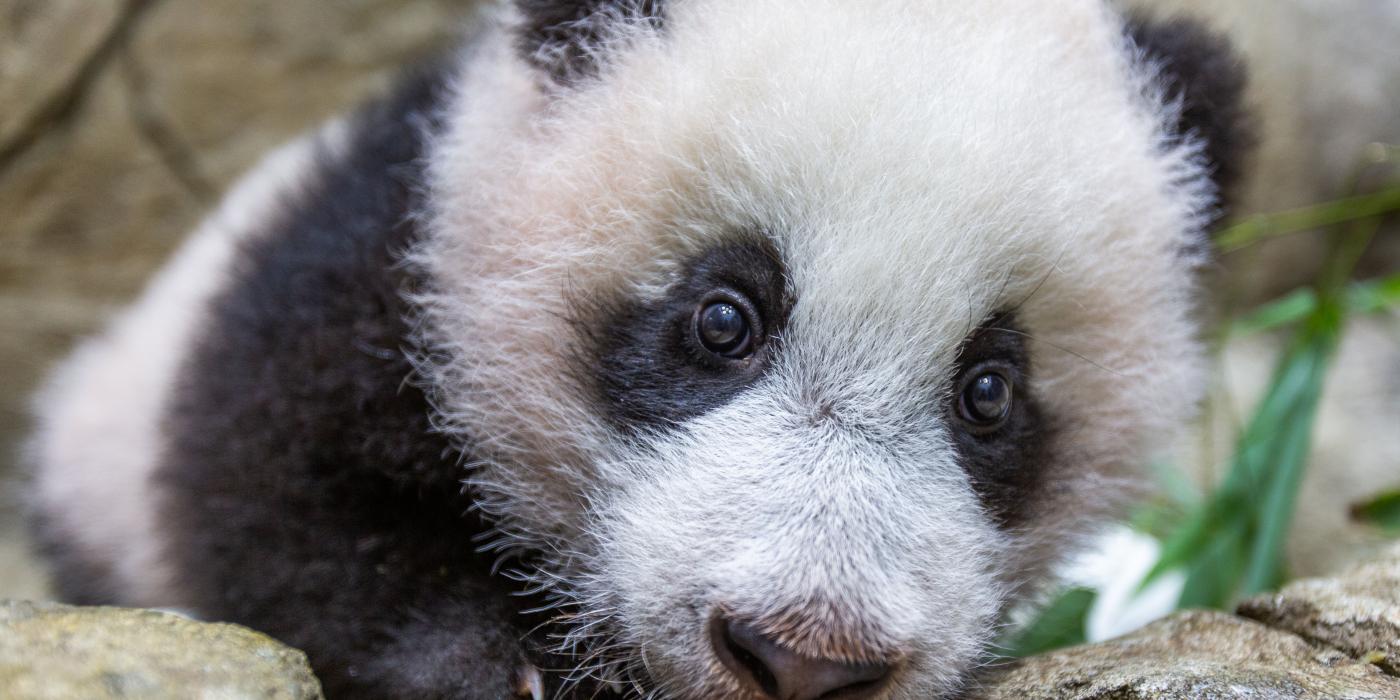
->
710, 615, 894, 700
717, 618, 781, 697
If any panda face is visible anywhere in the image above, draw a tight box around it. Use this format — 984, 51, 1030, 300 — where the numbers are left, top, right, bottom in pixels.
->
415, 0, 1232, 696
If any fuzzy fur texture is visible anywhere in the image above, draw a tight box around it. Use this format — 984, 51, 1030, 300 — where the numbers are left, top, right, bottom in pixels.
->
28, 1, 1248, 698
26, 131, 334, 607
415, 0, 1231, 696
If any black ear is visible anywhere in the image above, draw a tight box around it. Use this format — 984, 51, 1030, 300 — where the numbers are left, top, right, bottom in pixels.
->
1126, 16, 1254, 209
515, 0, 665, 86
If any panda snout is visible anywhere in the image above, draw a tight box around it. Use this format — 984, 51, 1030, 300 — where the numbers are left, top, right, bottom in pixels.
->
709, 613, 897, 700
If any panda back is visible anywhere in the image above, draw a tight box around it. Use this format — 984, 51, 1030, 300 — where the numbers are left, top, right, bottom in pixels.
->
25, 128, 332, 607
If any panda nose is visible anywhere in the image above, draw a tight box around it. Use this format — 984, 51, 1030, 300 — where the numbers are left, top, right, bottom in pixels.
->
712, 616, 893, 700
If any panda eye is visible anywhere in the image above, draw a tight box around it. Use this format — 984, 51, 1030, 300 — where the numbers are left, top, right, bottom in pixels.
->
957, 368, 1014, 431
694, 296, 755, 359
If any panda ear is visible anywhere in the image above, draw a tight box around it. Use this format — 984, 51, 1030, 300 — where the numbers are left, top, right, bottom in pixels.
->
1126, 16, 1254, 210
514, 0, 665, 86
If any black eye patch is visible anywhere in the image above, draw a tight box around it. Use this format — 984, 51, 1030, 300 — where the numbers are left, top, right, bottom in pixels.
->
946, 314, 1054, 528
573, 238, 790, 433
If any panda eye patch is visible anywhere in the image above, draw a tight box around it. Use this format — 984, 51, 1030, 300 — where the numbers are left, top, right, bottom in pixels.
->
957, 368, 1013, 431
694, 294, 757, 359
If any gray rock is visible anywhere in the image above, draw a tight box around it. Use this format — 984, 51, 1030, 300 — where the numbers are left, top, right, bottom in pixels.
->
0, 600, 323, 699
0, 0, 475, 603
973, 609, 1400, 699
0, 0, 126, 156
1240, 544, 1400, 676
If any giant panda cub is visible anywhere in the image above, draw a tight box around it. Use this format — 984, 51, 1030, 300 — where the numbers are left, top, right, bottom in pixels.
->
27, 1, 1249, 698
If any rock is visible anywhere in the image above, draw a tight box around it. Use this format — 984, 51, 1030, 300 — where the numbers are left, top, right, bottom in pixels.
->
0, 0, 126, 157
0, 600, 323, 699
1240, 544, 1400, 676
0, 536, 47, 605
974, 609, 1400, 699
1116, 0, 1400, 303
0, 0, 475, 601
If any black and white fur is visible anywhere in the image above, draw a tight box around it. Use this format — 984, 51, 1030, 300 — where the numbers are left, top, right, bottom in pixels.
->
27, 1, 1249, 698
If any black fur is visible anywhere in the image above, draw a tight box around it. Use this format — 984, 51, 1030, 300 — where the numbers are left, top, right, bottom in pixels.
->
580, 238, 792, 432
26, 508, 123, 604
1127, 15, 1254, 211
946, 315, 1054, 528
515, 0, 665, 85
154, 63, 566, 699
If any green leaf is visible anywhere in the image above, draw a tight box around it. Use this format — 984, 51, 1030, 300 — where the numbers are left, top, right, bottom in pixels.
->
1216, 186, 1400, 252
1176, 518, 1250, 609
1002, 588, 1095, 657
1240, 332, 1334, 595
1230, 289, 1318, 336
1144, 307, 1342, 607
1138, 488, 1247, 590
1137, 168, 1388, 619
1351, 490, 1400, 533
1348, 273, 1400, 314
1227, 274, 1399, 338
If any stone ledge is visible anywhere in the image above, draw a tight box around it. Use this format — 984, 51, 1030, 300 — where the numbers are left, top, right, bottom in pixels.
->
974, 609, 1400, 699
976, 543, 1400, 699
7, 544, 1400, 698
0, 600, 322, 700
1240, 544, 1400, 677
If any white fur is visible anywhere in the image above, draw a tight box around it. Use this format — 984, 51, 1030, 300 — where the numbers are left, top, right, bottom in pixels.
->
416, 1, 1212, 696
27, 128, 338, 607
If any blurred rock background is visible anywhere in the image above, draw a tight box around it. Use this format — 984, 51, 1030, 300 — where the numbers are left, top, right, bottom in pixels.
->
1, 0, 1397, 607
1121, 0, 1400, 304
1, 0, 478, 600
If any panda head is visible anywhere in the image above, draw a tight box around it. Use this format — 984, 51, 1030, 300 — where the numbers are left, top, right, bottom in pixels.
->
415, 0, 1249, 697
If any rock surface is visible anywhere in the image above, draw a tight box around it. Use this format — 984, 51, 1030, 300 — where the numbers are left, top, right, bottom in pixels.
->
0, 600, 322, 699
1241, 544, 1400, 677
1117, 0, 1400, 303
0, 0, 476, 601
979, 544, 1400, 698
976, 609, 1400, 699
6, 546, 1400, 698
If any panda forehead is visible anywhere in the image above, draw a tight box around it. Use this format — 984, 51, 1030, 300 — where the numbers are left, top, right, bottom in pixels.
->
545, 0, 1173, 303
582, 0, 1147, 189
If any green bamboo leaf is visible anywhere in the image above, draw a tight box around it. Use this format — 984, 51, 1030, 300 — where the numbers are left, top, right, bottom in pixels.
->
1129, 498, 1191, 541
1216, 186, 1400, 252
1002, 587, 1095, 657
1139, 490, 1247, 589
1143, 167, 1387, 616
1350, 490, 1400, 533
1240, 337, 1333, 595
1177, 519, 1250, 609
1145, 312, 1342, 603
1347, 273, 1400, 313
1230, 274, 1399, 339
1230, 289, 1318, 336
1128, 466, 1200, 541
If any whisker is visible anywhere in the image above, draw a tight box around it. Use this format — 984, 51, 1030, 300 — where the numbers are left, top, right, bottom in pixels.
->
986, 326, 1125, 377
1003, 247, 1069, 317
